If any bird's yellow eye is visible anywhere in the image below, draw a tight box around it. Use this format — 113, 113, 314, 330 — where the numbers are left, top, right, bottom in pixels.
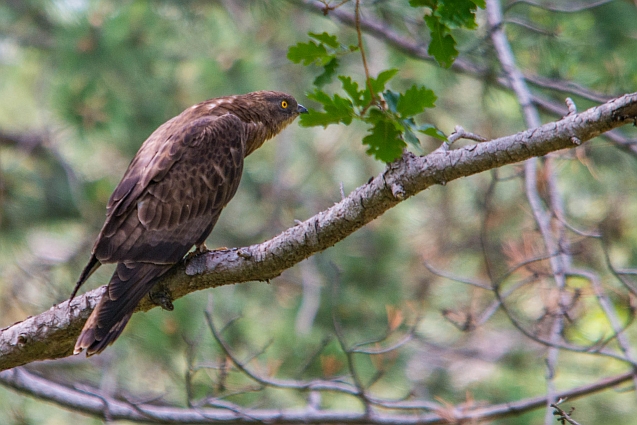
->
281, 100, 288, 109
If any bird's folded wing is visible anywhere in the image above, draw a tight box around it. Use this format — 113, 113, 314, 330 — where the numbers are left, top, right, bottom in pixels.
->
93, 113, 246, 265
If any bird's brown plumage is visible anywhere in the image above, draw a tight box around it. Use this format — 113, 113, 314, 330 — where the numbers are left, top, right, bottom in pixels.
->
72, 91, 307, 356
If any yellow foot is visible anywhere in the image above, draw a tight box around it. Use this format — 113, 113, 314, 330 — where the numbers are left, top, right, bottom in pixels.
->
184, 244, 228, 261
209, 246, 228, 252
197, 243, 229, 253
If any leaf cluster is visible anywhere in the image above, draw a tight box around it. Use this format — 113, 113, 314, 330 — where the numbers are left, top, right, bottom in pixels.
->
287, 1, 484, 163
288, 33, 444, 162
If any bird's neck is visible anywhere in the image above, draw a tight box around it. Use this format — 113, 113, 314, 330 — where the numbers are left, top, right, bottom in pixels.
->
243, 121, 277, 156
243, 117, 295, 156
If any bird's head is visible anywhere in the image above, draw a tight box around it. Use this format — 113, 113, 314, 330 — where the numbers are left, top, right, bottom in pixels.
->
228, 90, 307, 155
245, 90, 308, 129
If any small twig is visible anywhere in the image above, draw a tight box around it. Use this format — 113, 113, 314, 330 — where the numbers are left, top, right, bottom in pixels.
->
423, 261, 491, 290
495, 254, 556, 285
448, 125, 488, 144
355, 0, 377, 114
550, 400, 582, 425
350, 332, 413, 355
565, 98, 577, 116
504, 17, 555, 36
601, 241, 637, 297
318, 0, 350, 15
552, 210, 601, 238
475, 275, 537, 326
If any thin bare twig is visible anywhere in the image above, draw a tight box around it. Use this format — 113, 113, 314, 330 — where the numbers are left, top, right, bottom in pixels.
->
355, 0, 376, 113
423, 261, 491, 290
205, 303, 363, 397
506, 0, 614, 13
550, 400, 583, 425
330, 276, 373, 415
504, 16, 556, 36
491, 280, 637, 366
569, 268, 637, 392
448, 126, 488, 144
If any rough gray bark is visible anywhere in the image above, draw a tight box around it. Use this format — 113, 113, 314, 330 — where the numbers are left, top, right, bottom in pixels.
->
1, 92, 636, 371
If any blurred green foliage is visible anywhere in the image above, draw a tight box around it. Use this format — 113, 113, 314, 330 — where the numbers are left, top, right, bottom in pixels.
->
1, 1, 637, 424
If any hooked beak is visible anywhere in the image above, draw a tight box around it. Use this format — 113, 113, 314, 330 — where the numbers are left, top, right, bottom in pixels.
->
297, 104, 308, 114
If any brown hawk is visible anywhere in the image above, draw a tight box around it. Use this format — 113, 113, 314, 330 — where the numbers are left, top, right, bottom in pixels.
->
71, 91, 307, 356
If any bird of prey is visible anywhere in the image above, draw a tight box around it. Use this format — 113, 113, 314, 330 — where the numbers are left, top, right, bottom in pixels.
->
71, 91, 307, 356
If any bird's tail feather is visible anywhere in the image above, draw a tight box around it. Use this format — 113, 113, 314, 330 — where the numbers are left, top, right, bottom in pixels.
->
70, 254, 101, 302
74, 262, 172, 356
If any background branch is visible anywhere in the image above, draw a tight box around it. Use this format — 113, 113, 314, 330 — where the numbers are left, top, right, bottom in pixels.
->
0, 367, 631, 423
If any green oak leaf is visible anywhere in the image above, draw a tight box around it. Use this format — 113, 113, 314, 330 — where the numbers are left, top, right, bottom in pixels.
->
287, 40, 330, 66
338, 76, 366, 107
314, 57, 339, 87
308, 32, 340, 49
404, 127, 421, 149
417, 123, 447, 141
400, 117, 422, 150
424, 15, 458, 68
437, 0, 480, 29
383, 90, 400, 113
396, 85, 437, 117
363, 118, 406, 162
300, 90, 354, 127
361, 69, 399, 105
369, 68, 399, 95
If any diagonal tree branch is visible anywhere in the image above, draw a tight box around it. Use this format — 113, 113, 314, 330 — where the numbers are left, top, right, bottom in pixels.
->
1, 92, 637, 371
